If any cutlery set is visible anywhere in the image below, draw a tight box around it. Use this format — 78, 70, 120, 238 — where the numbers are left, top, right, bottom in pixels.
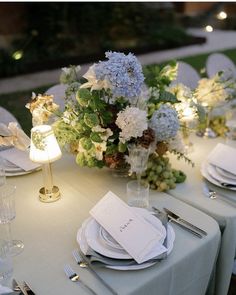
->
12, 278, 35, 295
152, 207, 207, 239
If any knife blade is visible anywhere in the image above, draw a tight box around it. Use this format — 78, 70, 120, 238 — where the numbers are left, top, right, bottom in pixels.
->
163, 208, 207, 236
23, 281, 35, 295
221, 182, 236, 188
12, 279, 28, 295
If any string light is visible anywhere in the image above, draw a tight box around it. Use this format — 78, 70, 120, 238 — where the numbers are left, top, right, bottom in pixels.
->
217, 11, 227, 20
12, 50, 23, 60
205, 25, 214, 33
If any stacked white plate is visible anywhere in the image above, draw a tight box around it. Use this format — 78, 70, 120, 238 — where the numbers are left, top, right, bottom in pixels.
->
201, 161, 236, 191
77, 207, 175, 271
3, 158, 40, 176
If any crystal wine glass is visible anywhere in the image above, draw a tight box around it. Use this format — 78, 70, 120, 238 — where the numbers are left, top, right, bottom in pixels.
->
0, 184, 24, 256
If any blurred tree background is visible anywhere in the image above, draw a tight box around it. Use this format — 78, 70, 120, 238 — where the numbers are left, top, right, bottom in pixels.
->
0, 2, 204, 78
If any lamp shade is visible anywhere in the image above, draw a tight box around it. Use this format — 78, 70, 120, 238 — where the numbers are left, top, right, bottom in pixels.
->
29, 125, 61, 164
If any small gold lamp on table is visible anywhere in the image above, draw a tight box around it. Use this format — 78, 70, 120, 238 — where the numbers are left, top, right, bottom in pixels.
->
29, 125, 62, 203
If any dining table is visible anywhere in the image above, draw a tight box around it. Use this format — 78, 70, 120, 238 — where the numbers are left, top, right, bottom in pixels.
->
3, 152, 221, 295
169, 134, 236, 295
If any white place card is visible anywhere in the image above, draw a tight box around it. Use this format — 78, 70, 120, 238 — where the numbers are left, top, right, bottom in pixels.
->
0, 147, 41, 171
90, 191, 166, 264
207, 143, 236, 175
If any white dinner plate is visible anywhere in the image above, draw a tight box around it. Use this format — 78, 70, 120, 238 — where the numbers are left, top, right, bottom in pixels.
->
77, 222, 175, 270
215, 166, 236, 180
207, 163, 236, 185
99, 207, 166, 251
105, 225, 175, 271
5, 168, 41, 177
84, 208, 166, 259
76, 208, 175, 271
201, 162, 236, 191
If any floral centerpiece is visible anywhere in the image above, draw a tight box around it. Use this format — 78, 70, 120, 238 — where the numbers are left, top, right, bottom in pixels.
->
26, 52, 194, 191
194, 72, 236, 137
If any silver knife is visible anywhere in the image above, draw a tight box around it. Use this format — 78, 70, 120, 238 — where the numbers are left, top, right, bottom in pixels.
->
163, 208, 207, 236
23, 281, 35, 295
168, 216, 203, 238
12, 279, 28, 295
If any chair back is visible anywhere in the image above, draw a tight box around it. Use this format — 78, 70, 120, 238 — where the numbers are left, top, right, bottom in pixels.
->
206, 53, 236, 79
171, 61, 200, 89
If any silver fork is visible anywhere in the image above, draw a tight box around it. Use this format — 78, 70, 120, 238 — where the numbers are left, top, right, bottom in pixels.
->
64, 264, 97, 295
72, 249, 118, 295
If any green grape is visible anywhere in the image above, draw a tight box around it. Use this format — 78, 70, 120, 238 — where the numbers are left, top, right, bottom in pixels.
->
162, 171, 170, 179
155, 165, 162, 174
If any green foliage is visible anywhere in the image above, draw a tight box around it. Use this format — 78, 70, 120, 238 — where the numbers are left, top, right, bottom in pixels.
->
90, 132, 103, 143
83, 113, 100, 128
76, 88, 91, 106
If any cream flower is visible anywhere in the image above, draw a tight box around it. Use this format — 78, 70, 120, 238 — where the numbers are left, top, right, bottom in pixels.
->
91, 125, 113, 141
80, 65, 111, 91
194, 75, 228, 107
93, 141, 107, 160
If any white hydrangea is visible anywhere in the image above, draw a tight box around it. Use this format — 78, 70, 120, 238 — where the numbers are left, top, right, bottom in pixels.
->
149, 104, 179, 142
116, 106, 148, 143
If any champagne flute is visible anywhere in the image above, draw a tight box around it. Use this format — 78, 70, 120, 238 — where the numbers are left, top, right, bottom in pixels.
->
0, 184, 24, 256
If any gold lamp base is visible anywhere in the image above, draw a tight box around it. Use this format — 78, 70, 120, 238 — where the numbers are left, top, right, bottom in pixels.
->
39, 186, 60, 203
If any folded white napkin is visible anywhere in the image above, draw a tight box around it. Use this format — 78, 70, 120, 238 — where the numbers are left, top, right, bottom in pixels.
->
207, 143, 236, 175
0, 284, 12, 294
0, 147, 40, 171
90, 191, 167, 264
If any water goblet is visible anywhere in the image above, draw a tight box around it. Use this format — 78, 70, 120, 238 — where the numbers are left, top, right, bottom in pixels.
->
0, 238, 13, 285
127, 180, 149, 208
0, 157, 6, 187
128, 145, 150, 185
0, 184, 24, 256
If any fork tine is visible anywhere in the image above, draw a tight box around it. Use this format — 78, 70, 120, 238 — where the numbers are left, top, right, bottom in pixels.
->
72, 249, 81, 263
64, 264, 73, 277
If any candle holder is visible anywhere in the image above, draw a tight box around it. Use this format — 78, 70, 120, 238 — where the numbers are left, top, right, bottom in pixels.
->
29, 125, 62, 203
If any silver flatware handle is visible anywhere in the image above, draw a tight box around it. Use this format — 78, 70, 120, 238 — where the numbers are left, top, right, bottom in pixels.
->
79, 251, 118, 295
169, 218, 203, 238
221, 182, 236, 188
76, 280, 97, 295
178, 219, 207, 236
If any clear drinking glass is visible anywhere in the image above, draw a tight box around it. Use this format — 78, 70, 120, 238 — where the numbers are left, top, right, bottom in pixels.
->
128, 145, 150, 184
0, 239, 13, 284
0, 184, 24, 256
127, 180, 149, 208
0, 157, 6, 187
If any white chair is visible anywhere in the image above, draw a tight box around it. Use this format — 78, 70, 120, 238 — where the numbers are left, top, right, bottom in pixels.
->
206, 53, 236, 79
171, 61, 200, 90
0, 106, 20, 126
45, 84, 67, 111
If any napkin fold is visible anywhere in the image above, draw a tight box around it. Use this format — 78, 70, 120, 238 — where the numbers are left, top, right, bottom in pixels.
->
207, 143, 236, 175
81, 245, 167, 268
0, 147, 41, 172
82, 211, 168, 268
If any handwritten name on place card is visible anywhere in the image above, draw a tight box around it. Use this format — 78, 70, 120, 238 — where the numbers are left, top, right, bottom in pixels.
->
90, 191, 166, 264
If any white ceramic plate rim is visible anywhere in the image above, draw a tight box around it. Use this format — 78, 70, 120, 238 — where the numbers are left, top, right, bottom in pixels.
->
207, 163, 236, 185
201, 162, 236, 191
84, 208, 166, 259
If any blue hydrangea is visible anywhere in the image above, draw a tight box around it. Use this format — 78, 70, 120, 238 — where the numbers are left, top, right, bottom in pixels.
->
94, 51, 144, 98
149, 105, 180, 142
